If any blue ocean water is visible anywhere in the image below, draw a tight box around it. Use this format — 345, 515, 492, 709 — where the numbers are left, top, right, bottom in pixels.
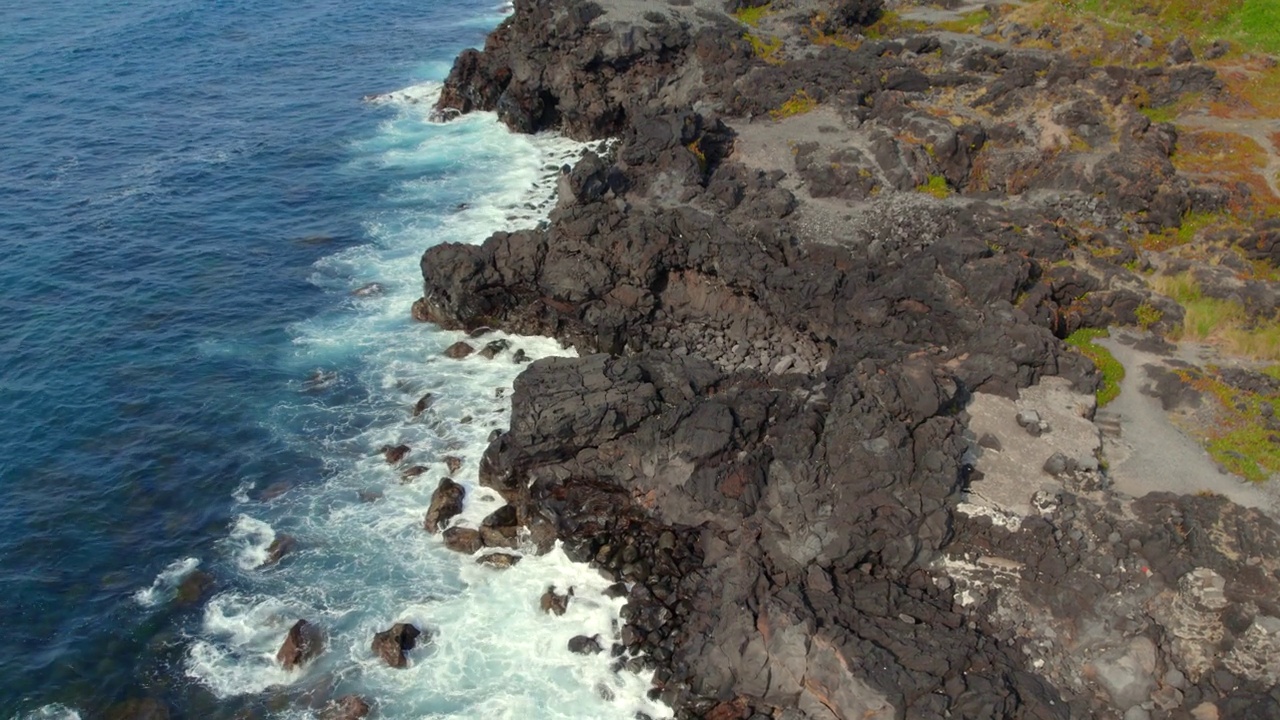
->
0, 1, 663, 718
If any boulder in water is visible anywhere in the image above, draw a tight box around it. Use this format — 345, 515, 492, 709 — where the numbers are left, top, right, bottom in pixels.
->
412, 393, 433, 417
443, 526, 483, 553
424, 478, 466, 533
318, 695, 370, 720
371, 622, 423, 668
568, 634, 603, 654
277, 619, 324, 671
174, 570, 214, 607
400, 465, 428, 482
260, 534, 296, 568
380, 443, 410, 464
480, 339, 511, 359
540, 585, 573, 615
444, 455, 463, 474
476, 552, 521, 569
351, 282, 383, 298
444, 341, 475, 359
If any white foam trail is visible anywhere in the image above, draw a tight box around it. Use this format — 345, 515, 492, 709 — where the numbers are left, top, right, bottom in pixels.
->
12, 705, 81, 720
133, 557, 201, 607
185, 79, 670, 718
362, 81, 442, 108
227, 515, 276, 570
186, 593, 309, 696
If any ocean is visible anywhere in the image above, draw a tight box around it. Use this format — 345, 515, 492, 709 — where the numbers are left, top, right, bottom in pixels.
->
0, 0, 663, 717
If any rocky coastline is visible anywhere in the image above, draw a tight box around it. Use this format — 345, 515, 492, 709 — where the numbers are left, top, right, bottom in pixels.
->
413, 0, 1280, 718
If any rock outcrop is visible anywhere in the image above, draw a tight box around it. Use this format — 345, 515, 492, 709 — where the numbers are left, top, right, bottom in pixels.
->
371, 623, 422, 668
276, 619, 323, 671
419, 0, 1280, 716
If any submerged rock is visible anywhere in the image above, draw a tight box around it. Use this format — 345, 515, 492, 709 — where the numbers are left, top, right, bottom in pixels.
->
260, 534, 296, 568
174, 570, 214, 607
318, 695, 370, 720
103, 698, 170, 720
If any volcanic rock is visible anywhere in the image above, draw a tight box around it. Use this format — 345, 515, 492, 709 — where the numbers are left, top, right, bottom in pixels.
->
442, 526, 483, 554
276, 619, 323, 671
371, 622, 422, 668
174, 570, 214, 607
476, 552, 521, 569
540, 586, 573, 615
444, 341, 475, 359
424, 477, 466, 533
412, 393, 433, 417
318, 695, 370, 720
380, 444, 410, 464
260, 534, 296, 568
567, 634, 603, 655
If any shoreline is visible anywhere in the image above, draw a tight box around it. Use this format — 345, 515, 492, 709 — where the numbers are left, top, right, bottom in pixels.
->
409, 0, 1280, 717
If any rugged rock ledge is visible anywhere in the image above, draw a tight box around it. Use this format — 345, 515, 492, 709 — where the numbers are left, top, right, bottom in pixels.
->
419, 0, 1280, 717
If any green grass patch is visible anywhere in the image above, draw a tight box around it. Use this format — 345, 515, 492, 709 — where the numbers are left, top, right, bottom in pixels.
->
916, 174, 951, 198
734, 2, 772, 27
1141, 210, 1247, 251
863, 10, 927, 39
745, 32, 783, 63
1059, 0, 1280, 55
935, 8, 990, 33
1208, 425, 1280, 481
769, 89, 817, 120
1139, 104, 1180, 124
1153, 273, 1280, 360
1222, 0, 1280, 55
1179, 367, 1280, 481
1066, 328, 1125, 406
1135, 302, 1163, 330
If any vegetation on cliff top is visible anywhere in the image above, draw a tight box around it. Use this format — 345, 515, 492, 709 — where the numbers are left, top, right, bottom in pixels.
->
1152, 273, 1280, 361
1057, 0, 1280, 55
1066, 328, 1124, 406
1176, 365, 1280, 481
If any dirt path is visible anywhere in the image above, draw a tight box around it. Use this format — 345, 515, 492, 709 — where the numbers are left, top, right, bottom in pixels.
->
1095, 330, 1279, 515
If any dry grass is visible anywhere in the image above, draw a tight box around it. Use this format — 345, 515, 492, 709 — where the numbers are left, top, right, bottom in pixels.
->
745, 32, 783, 64
863, 11, 927, 39
770, 89, 818, 120
734, 3, 772, 27
1213, 61, 1280, 118
1170, 130, 1278, 213
1140, 210, 1248, 252
1152, 273, 1280, 360
1172, 130, 1267, 174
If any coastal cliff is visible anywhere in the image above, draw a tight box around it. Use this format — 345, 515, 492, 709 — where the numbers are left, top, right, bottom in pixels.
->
417, 0, 1280, 717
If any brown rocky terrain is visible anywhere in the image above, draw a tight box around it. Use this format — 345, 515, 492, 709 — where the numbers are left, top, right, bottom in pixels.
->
415, 0, 1280, 717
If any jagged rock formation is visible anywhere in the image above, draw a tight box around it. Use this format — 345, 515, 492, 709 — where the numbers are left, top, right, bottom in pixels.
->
420, 0, 1280, 716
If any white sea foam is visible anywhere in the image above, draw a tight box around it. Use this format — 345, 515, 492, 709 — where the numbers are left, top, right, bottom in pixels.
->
133, 556, 201, 607
227, 515, 276, 570
186, 593, 306, 696
185, 80, 669, 718
12, 705, 81, 720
